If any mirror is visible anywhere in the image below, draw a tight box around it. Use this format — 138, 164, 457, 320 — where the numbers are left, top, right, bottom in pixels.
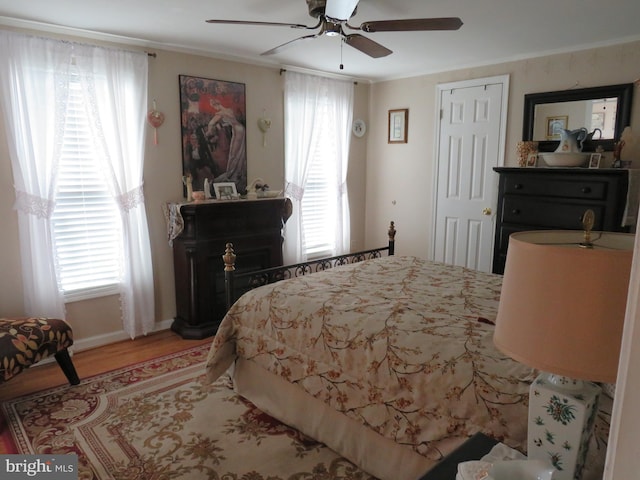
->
523, 83, 633, 152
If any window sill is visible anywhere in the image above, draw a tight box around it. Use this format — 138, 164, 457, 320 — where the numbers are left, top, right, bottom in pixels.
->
63, 283, 119, 303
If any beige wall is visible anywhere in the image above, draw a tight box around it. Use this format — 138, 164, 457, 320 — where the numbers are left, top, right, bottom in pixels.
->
364, 40, 640, 258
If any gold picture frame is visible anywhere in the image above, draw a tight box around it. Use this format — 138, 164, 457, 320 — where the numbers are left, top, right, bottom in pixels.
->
388, 109, 408, 144
546, 115, 568, 140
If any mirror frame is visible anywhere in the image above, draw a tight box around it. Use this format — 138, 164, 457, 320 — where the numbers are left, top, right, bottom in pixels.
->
523, 83, 634, 152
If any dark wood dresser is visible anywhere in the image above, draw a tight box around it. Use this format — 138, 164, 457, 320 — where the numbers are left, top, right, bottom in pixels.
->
171, 198, 289, 339
492, 168, 631, 274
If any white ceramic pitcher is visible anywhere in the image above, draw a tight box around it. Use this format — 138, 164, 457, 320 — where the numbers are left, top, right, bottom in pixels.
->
555, 128, 588, 153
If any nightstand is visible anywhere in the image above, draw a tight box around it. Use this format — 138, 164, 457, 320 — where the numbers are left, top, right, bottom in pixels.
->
418, 433, 499, 480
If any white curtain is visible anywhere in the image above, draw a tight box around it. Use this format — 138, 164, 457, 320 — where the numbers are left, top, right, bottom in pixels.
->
283, 71, 353, 264
0, 31, 70, 318
0, 31, 154, 337
331, 77, 353, 257
73, 43, 154, 338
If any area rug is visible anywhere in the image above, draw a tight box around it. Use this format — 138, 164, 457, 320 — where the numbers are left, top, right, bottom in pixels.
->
1, 345, 375, 479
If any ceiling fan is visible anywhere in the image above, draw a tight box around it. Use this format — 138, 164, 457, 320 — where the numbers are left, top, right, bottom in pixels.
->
206, 0, 463, 59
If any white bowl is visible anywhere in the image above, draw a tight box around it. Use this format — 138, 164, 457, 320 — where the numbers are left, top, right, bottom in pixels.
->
489, 459, 556, 480
257, 190, 283, 198
538, 152, 590, 167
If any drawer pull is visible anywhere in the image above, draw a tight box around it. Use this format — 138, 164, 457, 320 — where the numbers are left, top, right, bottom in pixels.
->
511, 209, 520, 215
514, 183, 523, 190
581, 187, 592, 194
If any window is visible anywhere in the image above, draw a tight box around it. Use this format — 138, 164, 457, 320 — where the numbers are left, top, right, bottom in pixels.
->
50, 80, 123, 300
300, 101, 338, 258
283, 71, 352, 264
1, 31, 153, 335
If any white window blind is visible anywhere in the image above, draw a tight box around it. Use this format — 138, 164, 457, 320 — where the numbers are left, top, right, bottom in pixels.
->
51, 80, 123, 300
300, 101, 338, 259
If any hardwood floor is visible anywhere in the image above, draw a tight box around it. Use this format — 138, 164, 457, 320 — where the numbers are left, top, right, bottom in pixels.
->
0, 329, 212, 403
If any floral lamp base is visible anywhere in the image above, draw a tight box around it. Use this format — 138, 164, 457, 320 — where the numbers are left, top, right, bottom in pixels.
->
528, 373, 601, 480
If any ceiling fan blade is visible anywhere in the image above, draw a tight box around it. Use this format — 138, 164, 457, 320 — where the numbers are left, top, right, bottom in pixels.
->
344, 34, 392, 58
261, 33, 321, 56
206, 19, 319, 30
325, 0, 359, 21
356, 17, 463, 33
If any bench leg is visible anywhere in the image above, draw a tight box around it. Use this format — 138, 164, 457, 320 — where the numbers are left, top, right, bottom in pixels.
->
54, 349, 80, 385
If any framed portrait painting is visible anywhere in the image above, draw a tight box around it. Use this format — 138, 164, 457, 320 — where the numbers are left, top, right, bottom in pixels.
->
179, 75, 247, 196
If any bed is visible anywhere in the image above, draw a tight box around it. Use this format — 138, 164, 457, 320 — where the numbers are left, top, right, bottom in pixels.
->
205, 224, 610, 480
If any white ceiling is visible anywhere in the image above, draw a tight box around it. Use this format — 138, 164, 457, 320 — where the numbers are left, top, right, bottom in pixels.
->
1, 0, 639, 82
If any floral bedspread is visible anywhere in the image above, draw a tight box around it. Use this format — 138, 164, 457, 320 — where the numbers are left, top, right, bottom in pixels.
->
206, 255, 541, 460
205, 255, 612, 471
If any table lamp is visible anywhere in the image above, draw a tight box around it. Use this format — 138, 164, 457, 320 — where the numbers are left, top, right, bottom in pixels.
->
493, 218, 634, 480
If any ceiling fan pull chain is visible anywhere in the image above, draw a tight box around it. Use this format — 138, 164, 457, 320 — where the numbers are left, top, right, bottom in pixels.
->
340, 37, 344, 70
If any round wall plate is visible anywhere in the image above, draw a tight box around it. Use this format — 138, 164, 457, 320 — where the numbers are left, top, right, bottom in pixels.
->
352, 119, 366, 137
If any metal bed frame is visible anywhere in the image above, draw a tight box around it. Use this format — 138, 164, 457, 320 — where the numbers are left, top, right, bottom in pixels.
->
223, 221, 396, 310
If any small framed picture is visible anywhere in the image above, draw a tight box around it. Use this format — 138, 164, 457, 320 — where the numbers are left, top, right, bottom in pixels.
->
526, 153, 538, 167
213, 182, 238, 200
546, 115, 568, 140
589, 153, 602, 169
388, 109, 408, 144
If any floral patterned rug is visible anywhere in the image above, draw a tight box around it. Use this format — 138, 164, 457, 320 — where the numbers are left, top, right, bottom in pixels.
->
1, 345, 374, 480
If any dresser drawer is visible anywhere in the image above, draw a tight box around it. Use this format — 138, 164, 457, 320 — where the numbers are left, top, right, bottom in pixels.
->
502, 174, 608, 200
492, 168, 629, 274
501, 196, 606, 229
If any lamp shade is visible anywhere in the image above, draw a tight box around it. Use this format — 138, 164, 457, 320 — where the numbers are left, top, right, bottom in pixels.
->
493, 230, 634, 383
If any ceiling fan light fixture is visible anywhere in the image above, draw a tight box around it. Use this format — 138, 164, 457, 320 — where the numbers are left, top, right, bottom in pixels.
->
306, 0, 328, 18
322, 21, 343, 37
324, 0, 359, 21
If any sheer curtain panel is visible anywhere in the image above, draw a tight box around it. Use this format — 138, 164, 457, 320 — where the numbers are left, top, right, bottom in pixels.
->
0, 31, 154, 337
73, 44, 154, 338
0, 32, 70, 318
283, 71, 353, 264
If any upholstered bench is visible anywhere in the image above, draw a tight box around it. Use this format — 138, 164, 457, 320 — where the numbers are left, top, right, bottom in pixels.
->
0, 317, 80, 385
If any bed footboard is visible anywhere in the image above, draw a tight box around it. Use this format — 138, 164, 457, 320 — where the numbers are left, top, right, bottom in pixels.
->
223, 221, 396, 310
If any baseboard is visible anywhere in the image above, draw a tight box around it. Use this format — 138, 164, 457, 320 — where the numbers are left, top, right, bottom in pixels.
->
34, 319, 175, 367
31, 318, 178, 368
71, 318, 174, 353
